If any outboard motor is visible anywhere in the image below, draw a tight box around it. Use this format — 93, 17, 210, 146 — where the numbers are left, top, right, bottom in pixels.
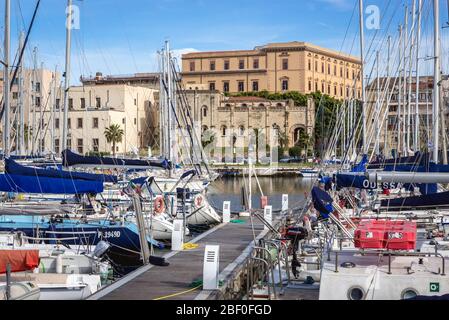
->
92, 240, 111, 259
285, 226, 308, 278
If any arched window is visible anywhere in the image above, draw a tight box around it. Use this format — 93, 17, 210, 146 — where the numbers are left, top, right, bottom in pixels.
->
221, 125, 227, 137
239, 126, 245, 136
202, 106, 208, 118
276, 102, 283, 108
241, 103, 248, 108
258, 103, 265, 108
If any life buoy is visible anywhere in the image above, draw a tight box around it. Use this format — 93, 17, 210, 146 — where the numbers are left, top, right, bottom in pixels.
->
154, 196, 165, 215
194, 194, 204, 207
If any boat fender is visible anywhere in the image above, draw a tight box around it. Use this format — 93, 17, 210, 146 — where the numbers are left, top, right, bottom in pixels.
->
194, 194, 204, 207
154, 196, 165, 215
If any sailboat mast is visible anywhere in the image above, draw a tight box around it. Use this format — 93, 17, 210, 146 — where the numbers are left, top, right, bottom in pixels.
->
403, 6, 408, 155
414, 0, 422, 152
62, 0, 73, 152
18, 32, 25, 155
51, 66, 58, 154
375, 50, 380, 155
432, 0, 440, 164
385, 35, 391, 154
359, 0, 367, 153
407, 1, 416, 154
398, 25, 403, 155
3, 0, 11, 157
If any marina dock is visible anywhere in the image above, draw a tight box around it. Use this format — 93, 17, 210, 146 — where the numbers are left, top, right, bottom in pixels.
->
88, 216, 283, 300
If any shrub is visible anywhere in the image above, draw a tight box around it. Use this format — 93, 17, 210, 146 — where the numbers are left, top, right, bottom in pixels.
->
289, 146, 302, 157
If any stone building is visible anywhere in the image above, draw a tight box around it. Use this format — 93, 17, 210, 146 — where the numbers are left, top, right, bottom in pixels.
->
182, 41, 362, 100
184, 90, 315, 152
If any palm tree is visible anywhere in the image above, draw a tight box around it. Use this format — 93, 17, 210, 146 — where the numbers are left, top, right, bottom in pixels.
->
104, 124, 124, 156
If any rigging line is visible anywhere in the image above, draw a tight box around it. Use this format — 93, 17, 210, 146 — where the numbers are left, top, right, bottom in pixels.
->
0, 0, 41, 122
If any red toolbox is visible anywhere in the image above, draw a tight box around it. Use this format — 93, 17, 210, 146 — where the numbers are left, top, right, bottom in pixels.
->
354, 220, 416, 250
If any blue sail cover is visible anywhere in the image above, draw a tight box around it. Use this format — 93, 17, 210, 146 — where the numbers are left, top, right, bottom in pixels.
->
381, 191, 449, 210
311, 187, 334, 218
335, 173, 376, 190
0, 174, 103, 194
351, 154, 368, 172
62, 149, 172, 170
5, 158, 118, 183
368, 152, 428, 169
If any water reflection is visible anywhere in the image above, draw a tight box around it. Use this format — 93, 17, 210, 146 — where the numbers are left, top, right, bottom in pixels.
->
206, 176, 315, 212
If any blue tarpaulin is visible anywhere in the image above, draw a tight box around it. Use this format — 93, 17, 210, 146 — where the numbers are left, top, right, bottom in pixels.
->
5, 158, 118, 183
0, 174, 104, 194
311, 187, 334, 218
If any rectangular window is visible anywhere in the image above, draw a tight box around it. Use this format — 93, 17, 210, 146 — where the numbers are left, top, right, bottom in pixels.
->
92, 139, 99, 152
308, 60, 311, 71
239, 60, 245, 70
282, 80, 288, 91
223, 82, 230, 93
252, 81, 259, 92
35, 82, 41, 93
77, 118, 83, 129
93, 117, 99, 129
80, 98, 86, 109
238, 81, 245, 92
282, 59, 289, 70
77, 139, 83, 154
209, 82, 216, 91
96, 97, 101, 109
328, 64, 331, 74
322, 63, 325, 73
340, 67, 343, 77
55, 118, 60, 129
315, 61, 318, 72
35, 97, 41, 108
69, 98, 73, 110
55, 139, 60, 154
334, 86, 337, 96
189, 61, 195, 72
334, 65, 337, 76
308, 81, 312, 91
224, 60, 230, 70
67, 139, 72, 150
68, 118, 71, 129
322, 83, 325, 93
253, 59, 259, 69
210, 61, 216, 71
12, 92, 18, 99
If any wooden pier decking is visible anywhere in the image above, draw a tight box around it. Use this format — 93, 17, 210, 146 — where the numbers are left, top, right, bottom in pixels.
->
88, 217, 278, 300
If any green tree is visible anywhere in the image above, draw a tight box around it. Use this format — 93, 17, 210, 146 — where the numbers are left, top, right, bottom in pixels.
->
104, 124, 124, 156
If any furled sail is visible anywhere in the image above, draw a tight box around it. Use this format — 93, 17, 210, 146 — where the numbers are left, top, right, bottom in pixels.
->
5, 158, 118, 183
62, 149, 172, 170
0, 174, 103, 194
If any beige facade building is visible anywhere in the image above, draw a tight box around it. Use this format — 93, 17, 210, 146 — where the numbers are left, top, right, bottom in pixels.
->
0, 67, 61, 153
185, 90, 315, 153
42, 83, 157, 156
366, 76, 449, 155
182, 41, 362, 99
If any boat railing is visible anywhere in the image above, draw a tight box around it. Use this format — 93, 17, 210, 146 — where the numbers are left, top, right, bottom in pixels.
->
330, 248, 446, 276
246, 246, 277, 300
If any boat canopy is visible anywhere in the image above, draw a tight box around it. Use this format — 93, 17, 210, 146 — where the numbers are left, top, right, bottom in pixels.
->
335, 173, 375, 190
62, 149, 172, 170
5, 158, 118, 183
381, 190, 449, 210
0, 250, 40, 274
0, 174, 103, 194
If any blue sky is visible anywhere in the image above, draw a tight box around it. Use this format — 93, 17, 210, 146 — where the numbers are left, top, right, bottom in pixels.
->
4, 0, 449, 83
